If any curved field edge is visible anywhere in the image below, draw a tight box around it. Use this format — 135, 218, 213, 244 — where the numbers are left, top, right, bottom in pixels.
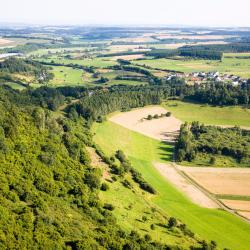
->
92, 121, 250, 250
162, 100, 250, 128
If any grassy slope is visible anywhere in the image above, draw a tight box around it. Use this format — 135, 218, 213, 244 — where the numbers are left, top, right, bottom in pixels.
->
93, 121, 250, 250
163, 100, 250, 127
134, 56, 250, 78
99, 178, 197, 247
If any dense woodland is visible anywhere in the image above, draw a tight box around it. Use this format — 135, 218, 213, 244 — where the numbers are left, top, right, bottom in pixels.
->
0, 86, 210, 249
0, 58, 54, 83
176, 122, 250, 166
146, 48, 222, 60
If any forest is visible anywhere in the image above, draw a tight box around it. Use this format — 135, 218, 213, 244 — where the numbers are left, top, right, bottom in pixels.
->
0, 85, 207, 249
176, 122, 250, 166
0, 57, 54, 83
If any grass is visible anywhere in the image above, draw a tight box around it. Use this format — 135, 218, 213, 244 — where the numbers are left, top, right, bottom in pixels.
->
0, 82, 26, 90
99, 178, 197, 247
38, 57, 117, 68
49, 66, 85, 85
93, 120, 250, 250
134, 55, 250, 78
163, 100, 250, 127
216, 194, 250, 202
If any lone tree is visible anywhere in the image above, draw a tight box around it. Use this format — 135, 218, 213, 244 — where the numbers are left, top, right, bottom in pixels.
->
168, 217, 177, 228
147, 114, 153, 120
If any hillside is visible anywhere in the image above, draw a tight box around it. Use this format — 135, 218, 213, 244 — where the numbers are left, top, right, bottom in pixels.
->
0, 86, 204, 249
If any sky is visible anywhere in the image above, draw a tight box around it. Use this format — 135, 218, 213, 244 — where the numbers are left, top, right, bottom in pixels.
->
1, 0, 250, 27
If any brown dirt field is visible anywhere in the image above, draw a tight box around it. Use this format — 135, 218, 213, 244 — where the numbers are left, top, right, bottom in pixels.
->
109, 106, 182, 143
221, 200, 250, 211
181, 167, 250, 196
0, 38, 14, 46
237, 211, 250, 220
154, 163, 219, 208
112, 54, 145, 61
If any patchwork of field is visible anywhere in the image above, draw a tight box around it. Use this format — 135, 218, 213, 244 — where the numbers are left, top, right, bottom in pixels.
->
93, 119, 250, 250
134, 56, 250, 78
181, 166, 250, 220
155, 34, 236, 40
109, 106, 182, 142
154, 163, 219, 209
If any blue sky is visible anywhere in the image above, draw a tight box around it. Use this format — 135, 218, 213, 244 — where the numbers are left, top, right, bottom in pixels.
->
1, 0, 250, 26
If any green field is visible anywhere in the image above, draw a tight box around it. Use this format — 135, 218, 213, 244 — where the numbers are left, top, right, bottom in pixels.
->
134, 55, 250, 78
49, 66, 85, 85
93, 121, 250, 250
39, 57, 117, 68
163, 100, 250, 127
99, 175, 197, 247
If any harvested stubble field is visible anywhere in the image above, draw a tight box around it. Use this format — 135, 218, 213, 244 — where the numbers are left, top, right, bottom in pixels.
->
109, 106, 182, 143
154, 163, 219, 209
181, 167, 250, 197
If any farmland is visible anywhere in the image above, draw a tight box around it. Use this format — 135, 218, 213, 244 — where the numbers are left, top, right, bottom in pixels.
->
93, 118, 250, 250
163, 100, 250, 128
134, 55, 250, 78
1, 25, 250, 249
180, 166, 250, 220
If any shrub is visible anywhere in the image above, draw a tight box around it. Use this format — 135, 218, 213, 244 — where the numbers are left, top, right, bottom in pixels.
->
168, 217, 177, 228
100, 183, 109, 191
103, 203, 115, 211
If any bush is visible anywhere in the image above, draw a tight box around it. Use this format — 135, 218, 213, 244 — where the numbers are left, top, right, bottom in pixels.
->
165, 112, 171, 117
168, 217, 177, 228
103, 203, 115, 211
100, 183, 109, 191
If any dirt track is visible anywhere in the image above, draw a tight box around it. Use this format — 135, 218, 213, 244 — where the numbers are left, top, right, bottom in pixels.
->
154, 163, 219, 208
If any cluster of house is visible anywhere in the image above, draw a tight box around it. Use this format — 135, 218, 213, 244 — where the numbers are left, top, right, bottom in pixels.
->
166, 71, 247, 86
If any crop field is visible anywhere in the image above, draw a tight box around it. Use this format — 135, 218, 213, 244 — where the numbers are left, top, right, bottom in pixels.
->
163, 100, 250, 128
181, 167, 250, 220
93, 119, 250, 250
109, 106, 182, 142
134, 56, 250, 78
0, 38, 15, 47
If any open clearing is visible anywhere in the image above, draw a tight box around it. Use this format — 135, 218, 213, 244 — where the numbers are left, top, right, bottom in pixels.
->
154, 163, 219, 208
163, 101, 250, 128
181, 167, 250, 197
109, 106, 182, 142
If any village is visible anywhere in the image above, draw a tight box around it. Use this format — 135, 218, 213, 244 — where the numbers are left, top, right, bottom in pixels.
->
166, 71, 248, 86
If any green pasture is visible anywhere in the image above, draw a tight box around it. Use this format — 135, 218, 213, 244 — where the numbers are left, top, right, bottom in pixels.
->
163, 100, 250, 127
